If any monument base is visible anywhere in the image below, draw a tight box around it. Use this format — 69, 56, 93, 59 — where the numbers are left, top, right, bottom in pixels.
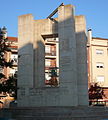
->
0, 106, 108, 120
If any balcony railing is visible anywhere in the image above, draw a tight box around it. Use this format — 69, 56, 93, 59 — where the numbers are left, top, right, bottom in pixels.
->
45, 52, 56, 56
45, 66, 56, 70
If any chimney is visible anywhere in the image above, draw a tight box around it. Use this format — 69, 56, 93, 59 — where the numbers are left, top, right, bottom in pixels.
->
87, 29, 92, 46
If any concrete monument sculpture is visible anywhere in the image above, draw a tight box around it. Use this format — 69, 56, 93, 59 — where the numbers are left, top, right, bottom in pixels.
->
18, 4, 88, 107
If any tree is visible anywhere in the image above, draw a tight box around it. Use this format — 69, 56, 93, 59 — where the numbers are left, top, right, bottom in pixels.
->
0, 26, 13, 79
0, 27, 17, 100
89, 83, 106, 105
48, 67, 59, 87
2, 72, 17, 99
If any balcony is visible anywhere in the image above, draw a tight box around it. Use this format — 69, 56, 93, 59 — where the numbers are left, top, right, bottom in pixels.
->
45, 66, 56, 70
45, 51, 56, 56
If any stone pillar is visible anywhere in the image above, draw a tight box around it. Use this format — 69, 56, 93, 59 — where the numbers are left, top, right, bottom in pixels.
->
18, 14, 34, 106
75, 16, 89, 105
87, 29, 92, 86
87, 29, 92, 45
58, 5, 78, 106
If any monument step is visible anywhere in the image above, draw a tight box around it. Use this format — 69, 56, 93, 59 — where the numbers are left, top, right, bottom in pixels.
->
7, 116, 105, 120
1, 107, 108, 120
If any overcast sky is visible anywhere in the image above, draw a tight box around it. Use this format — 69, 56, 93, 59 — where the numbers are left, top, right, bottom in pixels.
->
0, 0, 108, 38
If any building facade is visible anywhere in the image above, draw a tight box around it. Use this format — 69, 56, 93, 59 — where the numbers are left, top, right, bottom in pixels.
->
2, 37, 18, 80
87, 29, 108, 98
45, 37, 59, 86
18, 4, 88, 107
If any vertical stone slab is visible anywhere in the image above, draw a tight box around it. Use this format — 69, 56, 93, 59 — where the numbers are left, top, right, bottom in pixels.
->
75, 16, 89, 105
18, 14, 34, 106
58, 5, 78, 106
34, 19, 47, 87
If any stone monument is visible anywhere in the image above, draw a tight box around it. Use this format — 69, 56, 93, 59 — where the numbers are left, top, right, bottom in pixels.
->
18, 4, 88, 107
1, 4, 108, 120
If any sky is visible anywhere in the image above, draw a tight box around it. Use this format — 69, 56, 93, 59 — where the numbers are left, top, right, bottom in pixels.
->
0, 0, 108, 38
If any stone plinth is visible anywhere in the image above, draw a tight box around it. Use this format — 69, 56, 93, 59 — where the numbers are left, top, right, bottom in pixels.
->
1, 107, 108, 120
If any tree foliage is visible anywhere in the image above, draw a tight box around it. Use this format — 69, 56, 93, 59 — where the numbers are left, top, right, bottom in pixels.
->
0, 27, 13, 79
89, 83, 106, 105
1, 72, 17, 99
0, 27, 17, 99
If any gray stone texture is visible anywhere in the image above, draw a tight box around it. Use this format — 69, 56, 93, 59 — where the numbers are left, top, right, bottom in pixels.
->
75, 16, 89, 105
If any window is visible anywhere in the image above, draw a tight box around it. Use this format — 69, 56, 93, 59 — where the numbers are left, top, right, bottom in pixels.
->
45, 36, 59, 87
11, 54, 18, 64
45, 45, 51, 53
96, 49, 104, 55
11, 54, 18, 59
97, 76, 104, 82
96, 62, 104, 68
51, 45, 56, 56
45, 73, 51, 81
45, 59, 51, 67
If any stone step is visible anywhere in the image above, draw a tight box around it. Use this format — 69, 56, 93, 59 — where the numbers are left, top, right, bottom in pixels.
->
1, 107, 108, 120
6, 116, 104, 120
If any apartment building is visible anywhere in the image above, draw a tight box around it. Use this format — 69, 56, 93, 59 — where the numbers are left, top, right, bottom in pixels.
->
87, 29, 108, 96
1, 35, 58, 85
45, 37, 59, 86
3, 37, 18, 79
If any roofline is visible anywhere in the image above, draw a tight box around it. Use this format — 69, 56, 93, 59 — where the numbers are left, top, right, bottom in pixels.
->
8, 36, 17, 39
7, 37, 18, 42
92, 37, 108, 40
